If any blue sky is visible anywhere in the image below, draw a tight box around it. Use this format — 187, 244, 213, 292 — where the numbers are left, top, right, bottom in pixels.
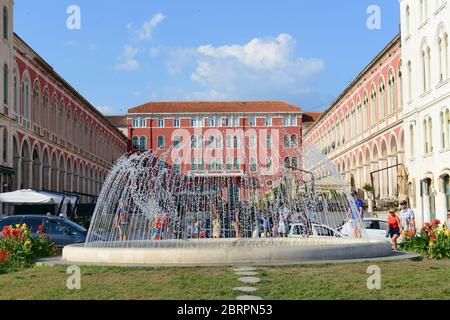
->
14, 0, 400, 115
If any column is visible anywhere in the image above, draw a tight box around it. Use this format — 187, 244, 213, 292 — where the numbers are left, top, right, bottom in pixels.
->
43, 165, 51, 190
22, 159, 32, 189
51, 167, 58, 192
388, 155, 397, 198
32, 161, 42, 190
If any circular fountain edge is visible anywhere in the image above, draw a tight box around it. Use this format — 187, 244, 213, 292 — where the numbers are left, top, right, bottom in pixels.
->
62, 238, 393, 267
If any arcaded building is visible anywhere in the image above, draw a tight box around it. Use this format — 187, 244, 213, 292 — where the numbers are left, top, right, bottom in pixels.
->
0, 0, 127, 204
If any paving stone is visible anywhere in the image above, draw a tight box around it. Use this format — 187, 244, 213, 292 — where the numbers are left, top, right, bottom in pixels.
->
236, 295, 263, 300
233, 286, 258, 293
233, 267, 257, 272
235, 271, 258, 276
238, 277, 260, 284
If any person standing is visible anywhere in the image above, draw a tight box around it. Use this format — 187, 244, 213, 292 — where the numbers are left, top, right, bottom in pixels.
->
348, 193, 363, 238
278, 205, 289, 238
387, 208, 402, 250
399, 200, 416, 239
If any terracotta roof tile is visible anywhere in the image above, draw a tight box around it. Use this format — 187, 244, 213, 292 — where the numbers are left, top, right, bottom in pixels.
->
302, 112, 323, 123
128, 101, 301, 114
105, 115, 127, 127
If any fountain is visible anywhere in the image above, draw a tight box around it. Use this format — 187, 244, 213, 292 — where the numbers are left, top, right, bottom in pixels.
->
63, 141, 391, 266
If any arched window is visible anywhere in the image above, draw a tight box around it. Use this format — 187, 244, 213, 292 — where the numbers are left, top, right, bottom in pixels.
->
132, 136, 139, 150
216, 135, 222, 148
3, 6, 7, 40
292, 157, 298, 170
266, 134, 272, 148
421, 41, 431, 92
388, 71, 395, 115
409, 125, 414, 159
191, 135, 197, 149
59, 102, 65, 138
378, 78, 386, 121
208, 136, 214, 149
3, 64, 7, 106
357, 99, 362, 135
407, 61, 412, 101
233, 136, 239, 149
226, 157, 232, 170
13, 69, 17, 115
2, 129, 7, 162
52, 97, 57, 133
370, 86, 377, 126
174, 159, 181, 173
21, 76, 30, 121
284, 157, 291, 168
405, 5, 410, 36
284, 134, 290, 148
157, 136, 165, 149
208, 158, 215, 170
43, 90, 49, 130
363, 93, 369, 131
249, 135, 256, 149
424, 116, 433, 154
250, 158, 257, 172
291, 135, 298, 147
233, 157, 239, 170
140, 136, 147, 150
440, 109, 449, 149
173, 136, 181, 149
437, 26, 448, 82
226, 135, 232, 148
216, 158, 223, 170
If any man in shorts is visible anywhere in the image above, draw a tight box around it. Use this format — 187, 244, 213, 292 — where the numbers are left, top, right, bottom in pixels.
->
399, 200, 415, 239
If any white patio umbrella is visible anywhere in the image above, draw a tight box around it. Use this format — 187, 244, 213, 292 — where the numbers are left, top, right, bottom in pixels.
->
0, 189, 61, 204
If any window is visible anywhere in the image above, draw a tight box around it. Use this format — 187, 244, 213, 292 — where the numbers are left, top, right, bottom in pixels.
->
437, 27, 448, 83
52, 98, 57, 133
225, 117, 232, 127
208, 158, 215, 170
191, 135, 197, 149
174, 159, 181, 173
208, 136, 214, 149
226, 135, 232, 148
132, 136, 139, 149
139, 136, 147, 150
284, 157, 291, 168
291, 135, 298, 148
216, 158, 223, 170
378, 79, 386, 121
421, 41, 431, 93
398, 61, 403, 111
370, 86, 376, 126
233, 116, 239, 126
388, 71, 395, 115
407, 61, 412, 101
444, 175, 450, 212
59, 103, 64, 138
3, 64, 7, 105
265, 116, 272, 127
284, 116, 290, 126
157, 136, 165, 149
140, 118, 146, 127
191, 158, 197, 171
208, 117, 215, 127
290, 115, 297, 126
250, 135, 256, 149
250, 158, 257, 172
132, 118, 146, 128
284, 134, 290, 148
216, 135, 223, 149
233, 136, 239, 149
266, 157, 272, 171
191, 117, 197, 127
423, 117, 433, 154
2, 129, 7, 162
22, 76, 30, 120
173, 118, 180, 127
157, 118, 164, 128
292, 157, 298, 170
3, 7, 7, 40
440, 109, 450, 149
13, 69, 17, 114
249, 116, 256, 126
198, 135, 204, 149
409, 125, 415, 158
173, 136, 181, 149
405, 6, 410, 36
226, 158, 232, 170
198, 158, 205, 171
420, 0, 428, 23
267, 134, 272, 149
233, 157, 239, 170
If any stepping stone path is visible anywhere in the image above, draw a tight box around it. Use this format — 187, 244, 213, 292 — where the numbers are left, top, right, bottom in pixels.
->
232, 266, 263, 300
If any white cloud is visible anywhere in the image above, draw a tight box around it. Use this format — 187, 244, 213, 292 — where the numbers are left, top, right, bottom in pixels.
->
136, 13, 166, 41
97, 106, 114, 115
116, 45, 140, 71
167, 34, 325, 101
132, 91, 141, 97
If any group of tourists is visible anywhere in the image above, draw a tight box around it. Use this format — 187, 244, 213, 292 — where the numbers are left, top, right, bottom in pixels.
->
387, 200, 416, 250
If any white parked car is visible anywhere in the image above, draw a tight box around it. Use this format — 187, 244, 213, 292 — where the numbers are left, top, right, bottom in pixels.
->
338, 218, 402, 243
288, 223, 344, 238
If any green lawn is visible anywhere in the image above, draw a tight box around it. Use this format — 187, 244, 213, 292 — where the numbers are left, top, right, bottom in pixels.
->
0, 259, 448, 300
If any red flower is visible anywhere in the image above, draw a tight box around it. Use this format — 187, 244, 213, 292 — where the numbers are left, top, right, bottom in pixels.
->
0, 249, 10, 263
37, 224, 44, 234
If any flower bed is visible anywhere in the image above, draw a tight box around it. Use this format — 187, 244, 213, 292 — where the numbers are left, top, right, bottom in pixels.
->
400, 219, 450, 260
0, 224, 57, 273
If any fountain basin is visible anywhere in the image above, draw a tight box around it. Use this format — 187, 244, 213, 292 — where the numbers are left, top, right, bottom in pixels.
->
62, 238, 392, 266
